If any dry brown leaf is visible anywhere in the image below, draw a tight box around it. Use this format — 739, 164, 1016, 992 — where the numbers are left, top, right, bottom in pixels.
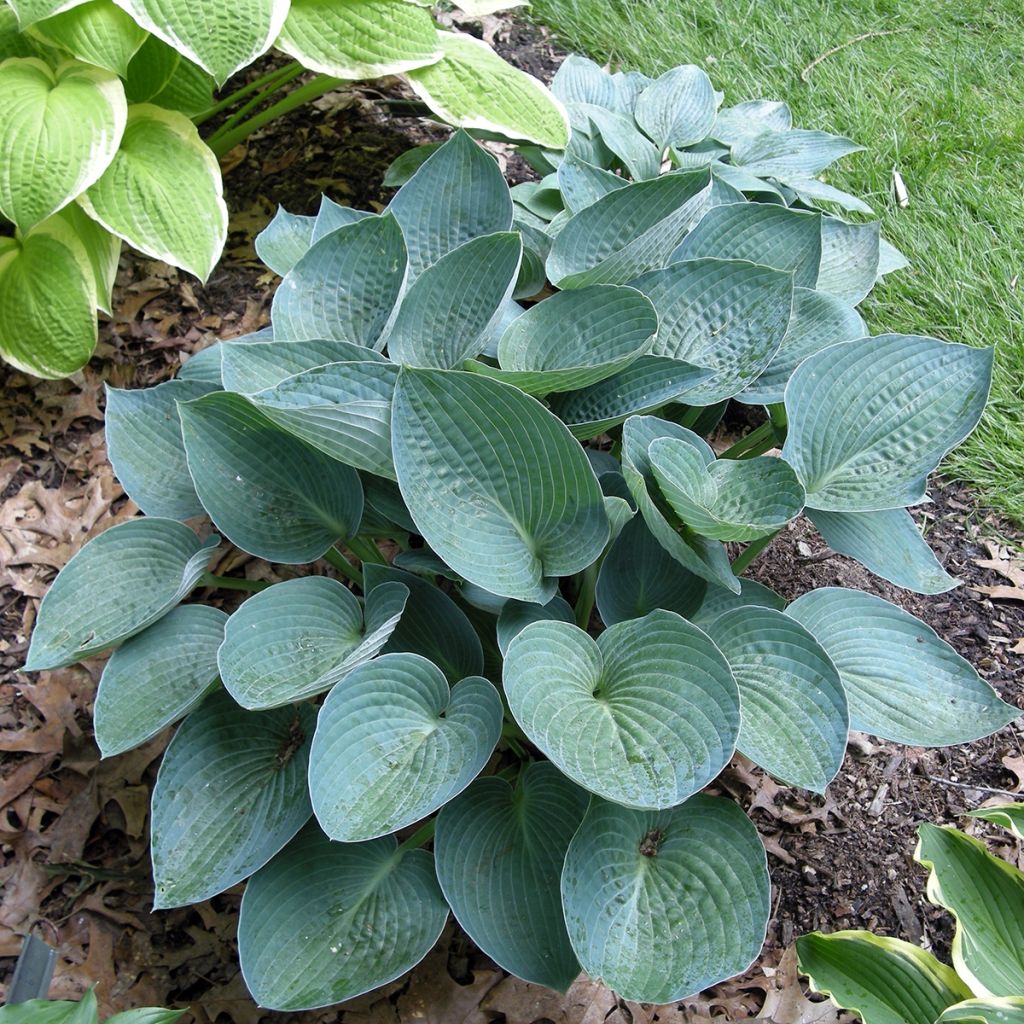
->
396, 944, 500, 1024
1002, 755, 1024, 792
757, 947, 848, 1024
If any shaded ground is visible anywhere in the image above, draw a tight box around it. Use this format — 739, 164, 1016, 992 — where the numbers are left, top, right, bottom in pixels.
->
1, 18, 1022, 1024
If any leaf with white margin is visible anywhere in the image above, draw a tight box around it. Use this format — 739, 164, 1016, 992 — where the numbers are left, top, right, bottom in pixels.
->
386, 232, 522, 368
221, 338, 383, 394
150, 691, 314, 908
557, 154, 626, 214
392, 368, 609, 603
94, 604, 225, 757
547, 169, 712, 289
621, 415, 739, 593
0, 216, 97, 378
939, 998, 1024, 1024
270, 212, 407, 345
1, 7, 40, 56
122, 31, 178, 100
106, 379, 218, 519
577, 103, 660, 180
309, 652, 501, 840
916, 822, 1024, 997
8, 0, 92, 26
691, 578, 785, 627
807, 507, 959, 595
496, 594, 574, 655
254, 206, 315, 277
736, 287, 866, 406
550, 54, 615, 107
596, 514, 706, 626
711, 99, 792, 144
113, 0, 288, 85
0, 57, 125, 231
310, 195, 372, 244
55, 202, 120, 314
504, 611, 739, 808
179, 391, 363, 563
238, 823, 448, 1011
28, 0, 147, 75
706, 607, 847, 792
731, 128, 862, 178
436, 762, 588, 991
406, 32, 570, 149
787, 587, 1018, 745
672, 203, 822, 289
277, 0, 440, 79
561, 794, 769, 1003
782, 335, 993, 512
797, 931, 972, 1024
80, 104, 226, 280
968, 804, 1024, 840
634, 64, 716, 149
148, 51, 214, 116
219, 576, 408, 709
817, 216, 880, 304
630, 257, 794, 404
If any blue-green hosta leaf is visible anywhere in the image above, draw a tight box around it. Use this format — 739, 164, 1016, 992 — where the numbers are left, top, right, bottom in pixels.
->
254, 205, 315, 277
577, 103, 660, 180
557, 154, 627, 215
968, 804, 1024, 840
797, 931, 972, 1024
80, 104, 226, 280
691, 578, 785, 627
916, 822, 1024, 997
709, 162, 787, 202
392, 368, 609, 603
360, 474, 416, 534
634, 64, 716, 149
630, 257, 794, 404
807, 507, 959, 595
513, 218, 550, 299
271, 213, 407, 346
24, 518, 217, 670
610, 68, 652, 112
939, 999, 1024, 1024
817, 217, 880, 304
495, 594, 574, 655
406, 33, 570, 149
177, 341, 224, 383
730, 128, 862, 178
711, 99, 792, 144
220, 338, 383, 394
105, 379, 218, 519
621, 415, 739, 593
782, 336, 993, 512
383, 142, 443, 188
672, 203, 822, 289
787, 588, 1018, 745
238, 823, 448, 1011
436, 762, 588, 991
673, 140, 730, 169
150, 691, 314, 908
877, 237, 910, 278
504, 611, 739, 808
561, 794, 770, 1003
790, 176, 873, 215
547, 170, 712, 289
387, 130, 512, 281
511, 176, 562, 221
386, 232, 522, 368
550, 54, 614, 107
736, 287, 866, 406
0, 57, 125, 231
309, 653, 501, 840
112, 0, 288, 85
277, 0, 440, 79
219, 576, 408, 709
28, 0, 147, 75
310, 196, 372, 245
706, 607, 847, 792
93, 604, 225, 757
596, 514, 706, 626
179, 391, 363, 563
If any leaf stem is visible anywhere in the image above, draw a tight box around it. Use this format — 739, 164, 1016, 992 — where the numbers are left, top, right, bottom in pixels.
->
397, 819, 436, 854
574, 562, 598, 629
718, 421, 775, 460
731, 529, 781, 576
205, 64, 307, 144
193, 61, 304, 126
768, 402, 789, 444
674, 405, 704, 430
323, 546, 363, 586
347, 535, 389, 566
200, 572, 272, 592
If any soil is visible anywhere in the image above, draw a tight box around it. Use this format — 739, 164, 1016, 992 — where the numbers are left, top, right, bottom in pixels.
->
1, 17, 1022, 1024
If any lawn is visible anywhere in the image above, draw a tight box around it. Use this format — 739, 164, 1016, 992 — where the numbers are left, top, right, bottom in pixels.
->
529, 0, 1024, 526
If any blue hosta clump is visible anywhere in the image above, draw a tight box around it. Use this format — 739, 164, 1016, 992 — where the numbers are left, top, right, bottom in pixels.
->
23, 67, 1020, 1010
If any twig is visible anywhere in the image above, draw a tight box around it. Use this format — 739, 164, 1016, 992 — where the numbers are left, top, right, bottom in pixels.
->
925, 775, 1021, 800
801, 29, 911, 81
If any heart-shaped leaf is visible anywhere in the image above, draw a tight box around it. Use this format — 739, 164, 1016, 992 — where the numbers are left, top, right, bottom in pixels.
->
557, 154, 626, 215
550, 54, 615, 106
816, 216, 879, 304
54, 201, 120, 315
310, 195, 372, 244
28, 0, 148, 75
634, 65, 717, 149
254, 205, 315, 277
496, 594, 574, 655
220, 338, 383, 394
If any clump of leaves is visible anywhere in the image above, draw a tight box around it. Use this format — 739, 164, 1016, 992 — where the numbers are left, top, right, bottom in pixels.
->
798, 804, 1024, 1024
24, 85, 1019, 1009
0, 988, 182, 1023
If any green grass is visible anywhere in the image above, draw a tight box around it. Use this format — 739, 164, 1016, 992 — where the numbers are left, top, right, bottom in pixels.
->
529, 0, 1024, 524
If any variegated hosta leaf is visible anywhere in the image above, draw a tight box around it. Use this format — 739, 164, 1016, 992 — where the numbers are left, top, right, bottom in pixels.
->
711, 99, 792, 144
435, 762, 589, 991
730, 128, 863, 178
122, 31, 179, 100
648, 436, 804, 541
782, 335, 993, 512
939, 999, 1024, 1024
8, 0, 94, 27
630, 257, 794, 404
705, 607, 848, 792
405, 32, 570, 150
817, 216, 880, 304
797, 931, 973, 1024
634, 64, 717, 149
28, 0, 148, 75
54, 201, 120, 314
968, 804, 1024, 840
691, 578, 785, 627
179, 391, 364, 563
495, 594, 575, 655
504, 611, 739, 808
238, 824, 448, 1010
220, 338, 383, 393
0, 57, 125, 231
309, 653, 502, 840
0, 7, 41, 56
277, 0, 441, 79
219, 576, 408, 709
150, 691, 314, 908
787, 587, 1019, 745
94, 604, 225, 757
270, 212, 407, 345
561, 794, 769, 1003
148, 50, 214, 116
254, 205, 315, 277
392, 368, 609, 603
80, 104, 226, 280
24, 518, 217, 670
113, 0, 289, 85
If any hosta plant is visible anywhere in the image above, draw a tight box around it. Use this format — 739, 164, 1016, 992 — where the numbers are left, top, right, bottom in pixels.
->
0, 988, 182, 1023
0, 0, 567, 379
24, 121, 1019, 1010
797, 805, 1024, 1024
